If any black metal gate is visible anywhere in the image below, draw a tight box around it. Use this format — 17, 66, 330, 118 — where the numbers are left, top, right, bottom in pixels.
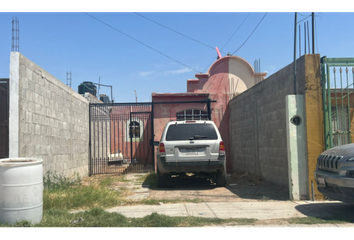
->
89, 99, 215, 175
89, 102, 153, 175
0, 79, 9, 159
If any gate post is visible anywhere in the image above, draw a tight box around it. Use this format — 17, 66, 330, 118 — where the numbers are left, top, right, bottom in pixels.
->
207, 98, 211, 120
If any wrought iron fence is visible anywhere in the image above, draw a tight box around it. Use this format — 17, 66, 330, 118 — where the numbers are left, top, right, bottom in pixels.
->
321, 57, 354, 149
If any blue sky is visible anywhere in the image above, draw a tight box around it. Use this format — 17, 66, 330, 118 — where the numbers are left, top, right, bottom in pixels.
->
1, 2, 354, 102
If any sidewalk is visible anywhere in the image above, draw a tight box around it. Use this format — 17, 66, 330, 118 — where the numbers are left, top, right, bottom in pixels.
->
106, 200, 354, 226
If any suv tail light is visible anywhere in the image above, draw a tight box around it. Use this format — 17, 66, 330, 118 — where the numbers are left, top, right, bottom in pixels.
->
219, 141, 225, 155
159, 143, 166, 155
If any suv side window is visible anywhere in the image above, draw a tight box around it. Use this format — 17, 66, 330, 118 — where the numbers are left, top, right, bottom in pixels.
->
166, 123, 218, 141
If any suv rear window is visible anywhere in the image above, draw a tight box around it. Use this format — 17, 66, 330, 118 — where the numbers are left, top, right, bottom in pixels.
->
165, 123, 218, 141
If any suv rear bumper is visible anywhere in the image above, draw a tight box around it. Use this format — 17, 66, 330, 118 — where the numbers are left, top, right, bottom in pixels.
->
315, 168, 354, 203
157, 156, 225, 174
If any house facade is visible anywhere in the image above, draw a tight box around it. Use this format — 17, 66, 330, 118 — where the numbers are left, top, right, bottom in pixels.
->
152, 55, 266, 171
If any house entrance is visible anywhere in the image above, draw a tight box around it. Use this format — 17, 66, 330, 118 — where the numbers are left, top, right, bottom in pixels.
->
89, 99, 215, 175
89, 102, 153, 175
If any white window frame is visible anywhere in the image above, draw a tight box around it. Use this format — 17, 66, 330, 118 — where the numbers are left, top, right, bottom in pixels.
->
125, 118, 144, 142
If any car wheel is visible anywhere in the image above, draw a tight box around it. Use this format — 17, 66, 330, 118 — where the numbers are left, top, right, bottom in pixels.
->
156, 166, 167, 188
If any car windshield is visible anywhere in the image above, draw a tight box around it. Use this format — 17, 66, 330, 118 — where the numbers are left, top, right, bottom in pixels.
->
166, 123, 218, 141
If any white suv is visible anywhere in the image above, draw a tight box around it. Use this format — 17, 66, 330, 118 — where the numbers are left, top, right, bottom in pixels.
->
156, 120, 226, 187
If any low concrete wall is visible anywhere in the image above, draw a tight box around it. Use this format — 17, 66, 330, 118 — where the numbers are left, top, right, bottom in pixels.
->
9, 52, 90, 178
229, 55, 321, 191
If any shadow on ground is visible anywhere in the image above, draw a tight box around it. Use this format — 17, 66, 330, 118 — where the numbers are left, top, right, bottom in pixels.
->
295, 202, 354, 223
144, 172, 289, 202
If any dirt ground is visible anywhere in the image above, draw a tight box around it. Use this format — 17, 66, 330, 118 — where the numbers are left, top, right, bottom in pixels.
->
82, 171, 289, 203
146, 171, 289, 202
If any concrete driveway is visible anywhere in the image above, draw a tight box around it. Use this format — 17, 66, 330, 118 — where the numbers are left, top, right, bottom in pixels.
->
106, 200, 354, 225
105, 172, 354, 226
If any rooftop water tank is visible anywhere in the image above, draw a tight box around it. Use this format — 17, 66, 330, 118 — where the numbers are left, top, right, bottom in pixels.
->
78, 81, 97, 97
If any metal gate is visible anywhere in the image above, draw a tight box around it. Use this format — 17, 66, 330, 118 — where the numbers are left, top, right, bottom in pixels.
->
89, 99, 215, 175
0, 79, 9, 159
89, 102, 153, 175
321, 57, 354, 149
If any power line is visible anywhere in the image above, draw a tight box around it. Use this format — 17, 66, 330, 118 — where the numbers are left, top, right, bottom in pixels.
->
134, 12, 225, 54
231, 12, 268, 55
84, 12, 201, 73
202, 13, 252, 73
221, 12, 251, 51
297, 14, 311, 24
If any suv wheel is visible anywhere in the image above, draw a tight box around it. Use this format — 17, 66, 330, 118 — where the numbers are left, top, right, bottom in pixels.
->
156, 166, 167, 188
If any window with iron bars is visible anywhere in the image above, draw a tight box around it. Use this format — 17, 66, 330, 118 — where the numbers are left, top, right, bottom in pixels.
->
126, 119, 143, 142
176, 109, 208, 121
129, 121, 140, 138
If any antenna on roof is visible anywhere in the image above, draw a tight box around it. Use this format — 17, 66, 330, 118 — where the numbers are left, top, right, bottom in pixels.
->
215, 47, 222, 59
134, 90, 137, 103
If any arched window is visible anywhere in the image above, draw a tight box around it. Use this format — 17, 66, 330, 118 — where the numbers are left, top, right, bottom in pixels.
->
129, 121, 140, 138
176, 109, 208, 121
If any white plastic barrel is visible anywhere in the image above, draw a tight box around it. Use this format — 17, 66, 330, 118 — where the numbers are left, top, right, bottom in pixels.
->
0, 158, 43, 225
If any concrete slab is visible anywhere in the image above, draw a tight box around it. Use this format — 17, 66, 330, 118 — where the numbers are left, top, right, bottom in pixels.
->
106, 202, 295, 219
106, 203, 188, 218
105, 200, 354, 222
200, 202, 306, 220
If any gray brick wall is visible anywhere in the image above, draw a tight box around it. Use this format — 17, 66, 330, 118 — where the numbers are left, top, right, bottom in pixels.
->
229, 56, 306, 187
17, 53, 89, 178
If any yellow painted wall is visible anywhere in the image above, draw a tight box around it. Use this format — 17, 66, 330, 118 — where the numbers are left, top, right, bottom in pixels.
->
304, 54, 325, 200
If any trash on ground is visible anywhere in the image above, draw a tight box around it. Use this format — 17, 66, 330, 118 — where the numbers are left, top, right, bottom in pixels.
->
240, 171, 250, 178
198, 212, 205, 215
70, 217, 84, 224
158, 202, 163, 205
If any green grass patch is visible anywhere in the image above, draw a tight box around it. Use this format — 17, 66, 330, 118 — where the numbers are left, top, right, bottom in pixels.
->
43, 185, 122, 210
0, 209, 255, 227
288, 216, 354, 225
43, 172, 122, 211
43, 171, 81, 190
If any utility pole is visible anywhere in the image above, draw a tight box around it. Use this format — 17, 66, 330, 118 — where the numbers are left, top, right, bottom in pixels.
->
293, 12, 298, 95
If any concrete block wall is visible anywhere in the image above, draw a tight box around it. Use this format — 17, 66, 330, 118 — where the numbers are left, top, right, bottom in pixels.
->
229, 55, 308, 187
10, 52, 90, 178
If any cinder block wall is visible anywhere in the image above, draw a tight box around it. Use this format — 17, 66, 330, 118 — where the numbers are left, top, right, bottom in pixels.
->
229, 55, 310, 187
10, 52, 89, 178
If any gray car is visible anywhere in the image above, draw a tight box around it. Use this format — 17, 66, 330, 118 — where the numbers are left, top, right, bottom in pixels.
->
156, 120, 226, 188
314, 143, 354, 202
